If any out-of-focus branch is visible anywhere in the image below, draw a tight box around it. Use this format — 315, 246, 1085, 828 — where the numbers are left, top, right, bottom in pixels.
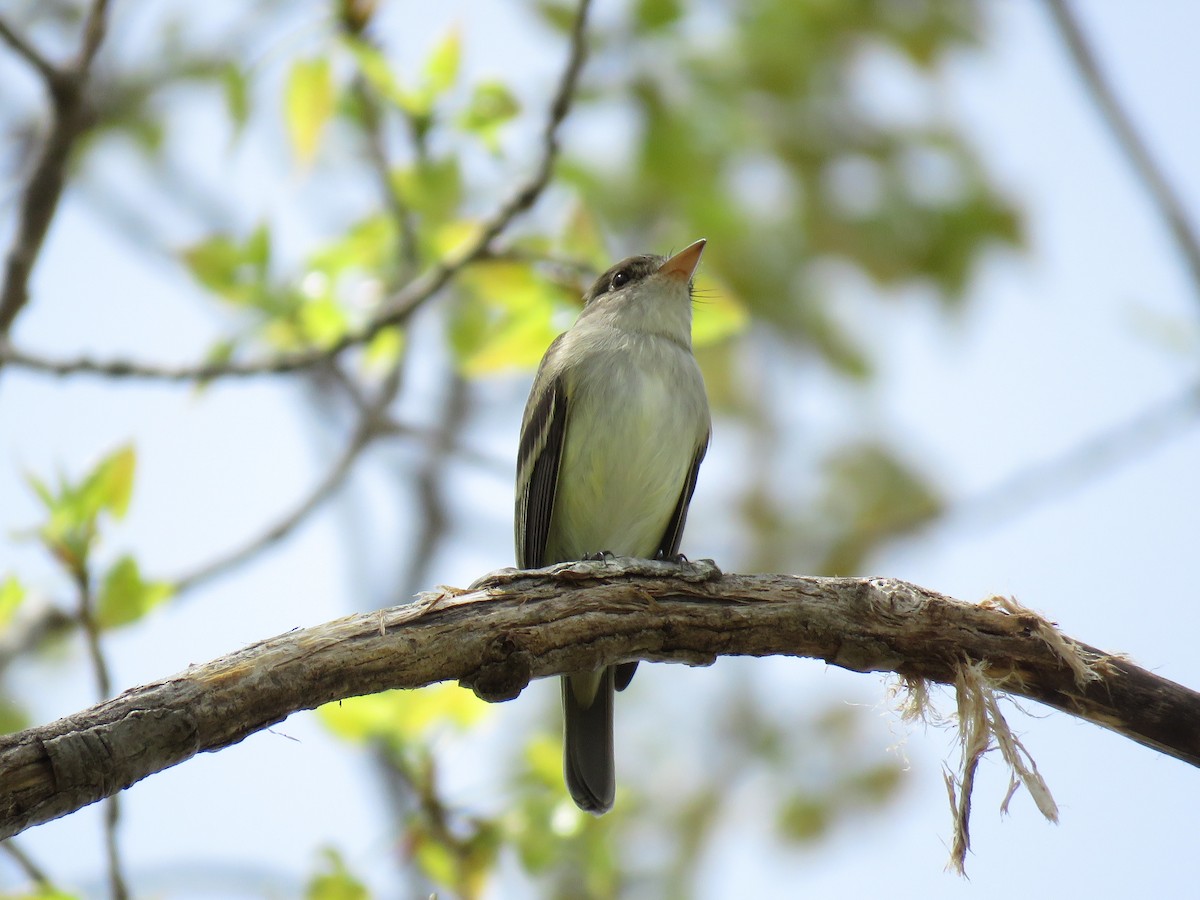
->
0, 17, 57, 83
1046, 0, 1200, 304
171, 364, 403, 595
0, 558, 1196, 841
946, 379, 1200, 532
0, 0, 111, 343
0, 839, 51, 890
0, 0, 594, 381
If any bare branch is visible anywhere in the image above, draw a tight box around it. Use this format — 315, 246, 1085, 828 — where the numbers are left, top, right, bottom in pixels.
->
172, 364, 403, 595
942, 379, 1200, 533
0, 0, 112, 344
0, 16, 59, 84
0, 0, 594, 381
1, 838, 52, 889
0, 559, 1195, 841
1046, 0, 1200, 304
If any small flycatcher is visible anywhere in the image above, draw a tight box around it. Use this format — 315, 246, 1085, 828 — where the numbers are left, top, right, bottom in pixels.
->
515, 239, 711, 813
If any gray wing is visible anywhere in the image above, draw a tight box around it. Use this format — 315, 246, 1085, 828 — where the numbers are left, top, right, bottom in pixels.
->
656, 431, 710, 559
515, 336, 569, 569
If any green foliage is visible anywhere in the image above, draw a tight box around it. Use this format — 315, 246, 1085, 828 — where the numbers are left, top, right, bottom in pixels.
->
449, 262, 566, 375
459, 82, 521, 151
558, 0, 1022, 373
0, 574, 25, 628
285, 56, 335, 167
318, 684, 491, 752
96, 555, 174, 630
25, 445, 136, 578
305, 848, 371, 900
0, 888, 80, 900
502, 734, 623, 897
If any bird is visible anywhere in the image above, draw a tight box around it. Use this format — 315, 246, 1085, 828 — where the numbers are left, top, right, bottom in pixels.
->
514, 239, 711, 813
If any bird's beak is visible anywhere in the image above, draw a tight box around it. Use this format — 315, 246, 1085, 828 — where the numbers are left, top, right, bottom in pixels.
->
658, 239, 706, 283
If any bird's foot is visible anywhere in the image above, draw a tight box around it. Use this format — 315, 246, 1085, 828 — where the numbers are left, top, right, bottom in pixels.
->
655, 549, 690, 566
583, 550, 616, 564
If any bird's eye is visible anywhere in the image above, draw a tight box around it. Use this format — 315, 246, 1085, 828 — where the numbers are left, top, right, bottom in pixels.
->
611, 270, 630, 290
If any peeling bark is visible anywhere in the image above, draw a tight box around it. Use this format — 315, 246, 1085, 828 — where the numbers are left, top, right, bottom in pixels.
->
1, 559, 1196, 839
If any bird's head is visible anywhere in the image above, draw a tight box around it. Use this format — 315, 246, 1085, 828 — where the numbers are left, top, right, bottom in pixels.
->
577, 239, 707, 346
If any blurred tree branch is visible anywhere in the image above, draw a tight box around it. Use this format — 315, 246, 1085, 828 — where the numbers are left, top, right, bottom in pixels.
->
0, 0, 111, 344
0, 0, 594, 381
1047, 0, 1200, 304
1, 558, 1196, 841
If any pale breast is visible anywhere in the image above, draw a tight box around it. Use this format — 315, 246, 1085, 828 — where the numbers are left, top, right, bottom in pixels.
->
545, 334, 709, 561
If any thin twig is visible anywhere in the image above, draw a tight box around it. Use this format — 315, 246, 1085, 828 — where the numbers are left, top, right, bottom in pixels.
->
0, 0, 594, 381
393, 373, 470, 603
172, 364, 403, 595
1, 839, 52, 888
0, 0, 112, 344
72, 567, 129, 900
353, 75, 421, 281
944, 379, 1200, 534
1046, 0, 1200, 304
0, 16, 59, 84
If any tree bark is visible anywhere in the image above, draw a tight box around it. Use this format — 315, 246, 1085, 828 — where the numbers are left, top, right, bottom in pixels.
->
1, 559, 1196, 839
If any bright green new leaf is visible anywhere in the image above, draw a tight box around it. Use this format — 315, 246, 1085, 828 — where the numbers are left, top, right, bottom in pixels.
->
297, 295, 350, 347
305, 848, 370, 900
308, 214, 397, 277
392, 157, 462, 223
318, 684, 489, 748
450, 263, 563, 375
635, 0, 683, 29
97, 555, 174, 629
422, 28, 462, 98
364, 326, 405, 371
285, 56, 334, 167
221, 63, 250, 136
412, 827, 459, 892
0, 692, 30, 736
26, 444, 139, 576
182, 228, 271, 305
86, 444, 137, 521
560, 202, 609, 269
0, 575, 24, 628
343, 37, 412, 111
690, 273, 749, 347
459, 81, 520, 151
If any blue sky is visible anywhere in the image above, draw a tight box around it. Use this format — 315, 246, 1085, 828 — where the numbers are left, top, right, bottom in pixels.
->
1, 1, 1198, 896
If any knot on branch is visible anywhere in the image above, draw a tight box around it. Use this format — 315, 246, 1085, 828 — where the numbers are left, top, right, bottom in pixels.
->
462, 633, 533, 703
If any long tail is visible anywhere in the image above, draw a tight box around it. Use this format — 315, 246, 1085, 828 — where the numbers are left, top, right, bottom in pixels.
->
562, 668, 615, 814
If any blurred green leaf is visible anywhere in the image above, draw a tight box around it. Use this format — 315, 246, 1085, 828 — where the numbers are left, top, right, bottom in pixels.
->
25, 445, 137, 577
0, 887, 79, 900
0, 575, 26, 629
392, 157, 462, 225
818, 442, 943, 574
777, 795, 831, 843
318, 684, 490, 750
285, 56, 334, 166
182, 226, 272, 306
0, 691, 30, 736
221, 63, 250, 135
306, 848, 370, 900
635, 0, 683, 30
411, 829, 459, 893
450, 262, 563, 375
364, 326, 405, 371
459, 81, 520, 151
422, 28, 462, 98
344, 37, 413, 111
691, 273, 748, 347
96, 555, 174, 629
